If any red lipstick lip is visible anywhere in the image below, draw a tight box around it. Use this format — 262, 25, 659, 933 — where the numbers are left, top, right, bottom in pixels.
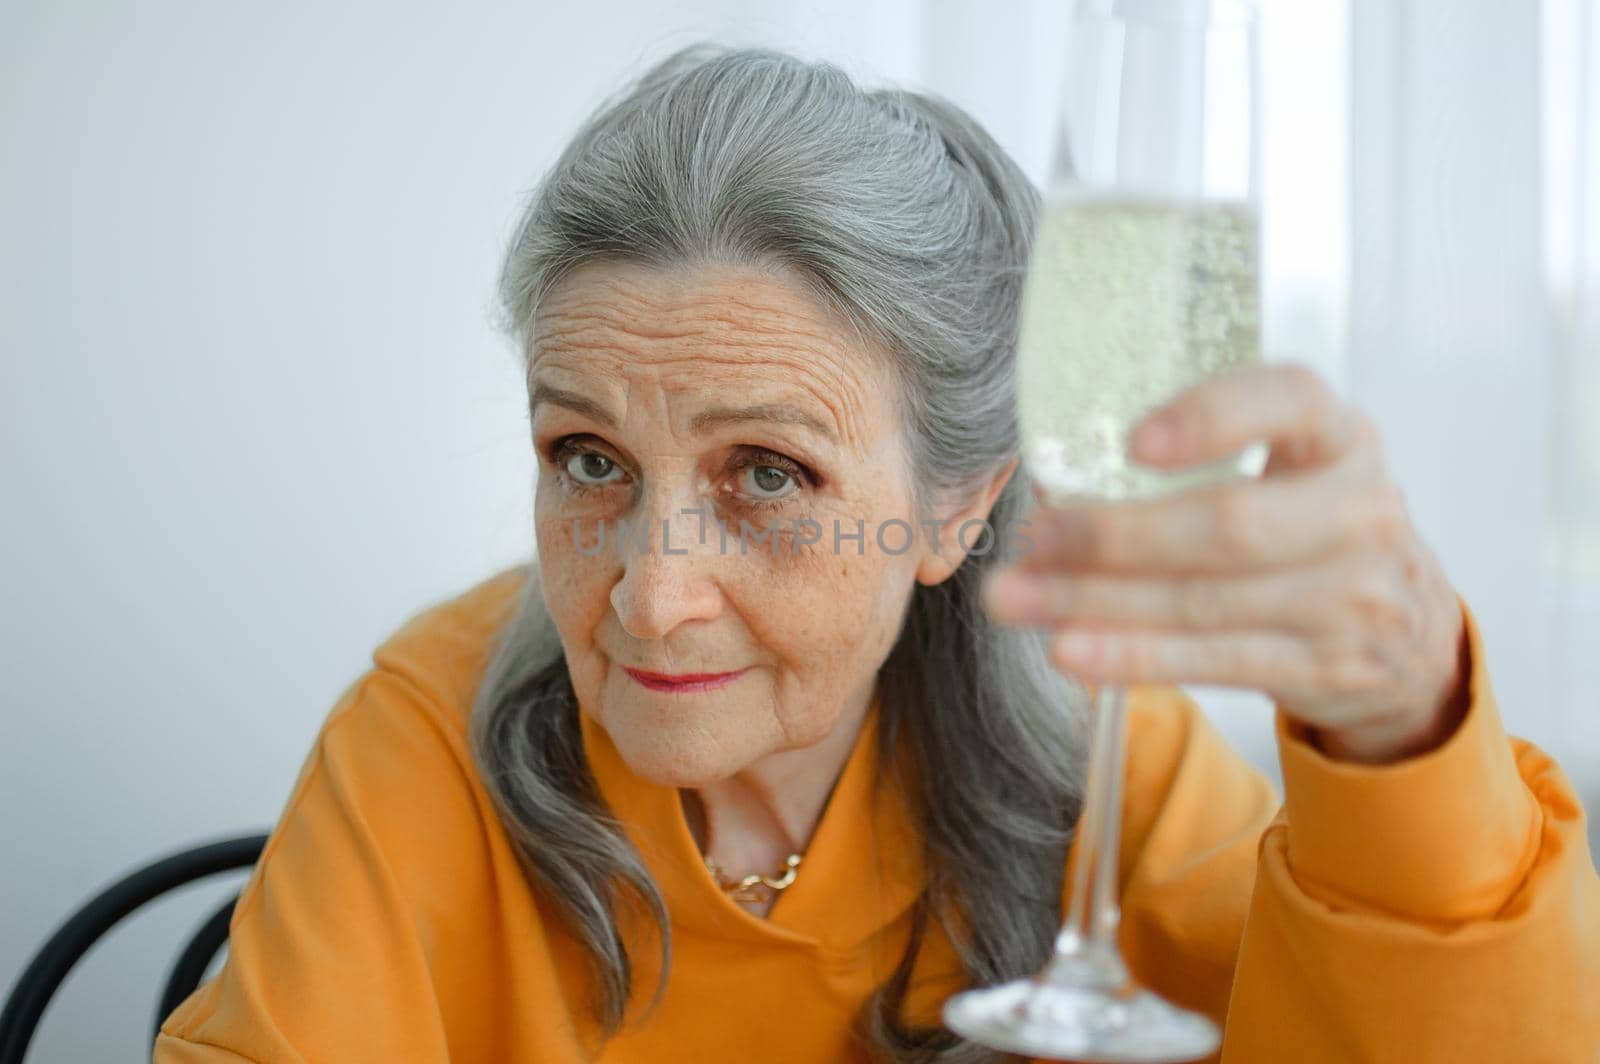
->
623, 667, 748, 693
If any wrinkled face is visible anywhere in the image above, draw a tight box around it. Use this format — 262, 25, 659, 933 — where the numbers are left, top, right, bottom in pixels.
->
529, 260, 938, 787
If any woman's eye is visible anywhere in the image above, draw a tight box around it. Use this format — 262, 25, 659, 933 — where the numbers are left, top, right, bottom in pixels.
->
742, 463, 796, 499
550, 438, 807, 504
564, 450, 620, 486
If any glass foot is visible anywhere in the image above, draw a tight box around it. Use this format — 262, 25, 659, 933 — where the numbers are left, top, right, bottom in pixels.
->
943, 976, 1221, 1063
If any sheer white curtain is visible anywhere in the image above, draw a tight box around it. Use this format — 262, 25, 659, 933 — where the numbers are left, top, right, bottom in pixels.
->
1349, 0, 1600, 825
1543, 0, 1600, 818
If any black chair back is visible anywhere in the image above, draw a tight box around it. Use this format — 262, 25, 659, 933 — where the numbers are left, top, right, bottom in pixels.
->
0, 833, 269, 1063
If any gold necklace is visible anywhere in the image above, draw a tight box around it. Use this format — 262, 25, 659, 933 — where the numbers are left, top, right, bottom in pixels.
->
702, 852, 804, 904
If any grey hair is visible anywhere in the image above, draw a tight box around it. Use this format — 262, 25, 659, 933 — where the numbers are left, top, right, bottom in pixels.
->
469, 43, 1090, 1062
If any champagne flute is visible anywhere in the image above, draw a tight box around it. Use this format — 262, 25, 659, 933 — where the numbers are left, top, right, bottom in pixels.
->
942, 1, 1264, 1060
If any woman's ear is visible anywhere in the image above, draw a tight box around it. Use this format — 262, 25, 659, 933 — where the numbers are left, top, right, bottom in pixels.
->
914, 456, 1020, 587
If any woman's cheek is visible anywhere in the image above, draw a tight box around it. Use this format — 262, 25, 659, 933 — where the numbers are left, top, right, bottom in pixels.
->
534, 516, 611, 638
749, 523, 901, 656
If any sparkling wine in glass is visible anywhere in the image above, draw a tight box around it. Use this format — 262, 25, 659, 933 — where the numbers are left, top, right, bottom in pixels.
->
943, 2, 1264, 1060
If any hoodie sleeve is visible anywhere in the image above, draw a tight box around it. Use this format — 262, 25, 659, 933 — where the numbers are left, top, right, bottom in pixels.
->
1219, 595, 1600, 1062
1091, 595, 1600, 1064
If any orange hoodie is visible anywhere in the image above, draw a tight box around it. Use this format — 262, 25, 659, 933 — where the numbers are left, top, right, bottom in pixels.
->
154, 566, 1600, 1062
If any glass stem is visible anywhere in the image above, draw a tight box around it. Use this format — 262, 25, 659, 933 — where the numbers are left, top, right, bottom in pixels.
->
1047, 681, 1132, 989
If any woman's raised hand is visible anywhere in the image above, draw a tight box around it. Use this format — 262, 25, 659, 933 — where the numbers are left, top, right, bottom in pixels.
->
984, 362, 1470, 764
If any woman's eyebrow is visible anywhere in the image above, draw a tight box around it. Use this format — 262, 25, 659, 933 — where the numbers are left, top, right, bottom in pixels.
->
530, 384, 617, 428
689, 403, 837, 444
531, 383, 837, 445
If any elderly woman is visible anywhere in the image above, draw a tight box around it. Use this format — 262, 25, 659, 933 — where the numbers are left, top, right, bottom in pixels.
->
155, 45, 1598, 1063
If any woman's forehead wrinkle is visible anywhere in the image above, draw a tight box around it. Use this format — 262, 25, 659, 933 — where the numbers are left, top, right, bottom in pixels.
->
532, 272, 885, 457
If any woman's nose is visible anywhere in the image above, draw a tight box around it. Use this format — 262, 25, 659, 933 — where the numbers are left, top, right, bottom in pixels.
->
608, 504, 723, 641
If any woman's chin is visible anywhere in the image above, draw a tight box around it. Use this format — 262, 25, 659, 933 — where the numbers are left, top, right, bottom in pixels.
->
598, 711, 750, 788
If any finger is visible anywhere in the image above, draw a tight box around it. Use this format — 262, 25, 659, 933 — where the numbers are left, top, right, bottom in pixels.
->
983, 565, 1315, 633
1129, 361, 1368, 473
1016, 461, 1396, 574
1047, 626, 1318, 691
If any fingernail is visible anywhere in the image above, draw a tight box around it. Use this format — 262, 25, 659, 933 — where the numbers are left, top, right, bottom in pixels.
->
1132, 417, 1178, 461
